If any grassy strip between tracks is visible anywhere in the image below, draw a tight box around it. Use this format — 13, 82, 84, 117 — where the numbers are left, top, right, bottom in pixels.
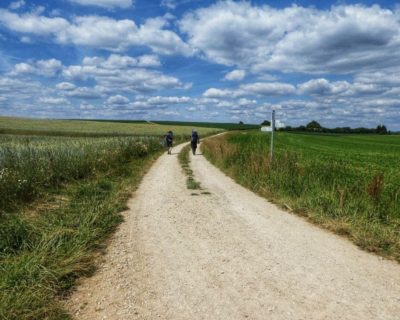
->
0, 138, 163, 320
178, 145, 202, 190
201, 132, 400, 263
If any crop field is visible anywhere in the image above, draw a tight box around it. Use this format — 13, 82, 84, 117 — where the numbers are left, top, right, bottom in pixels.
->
0, 135, 164, 212
202, 132, 400, 261
0, 117, 221, 137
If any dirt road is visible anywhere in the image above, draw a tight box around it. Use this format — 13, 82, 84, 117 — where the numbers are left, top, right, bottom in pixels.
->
67, 142, 400, 319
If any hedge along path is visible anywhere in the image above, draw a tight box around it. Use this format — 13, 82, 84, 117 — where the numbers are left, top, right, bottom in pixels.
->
66, 141, 400, 320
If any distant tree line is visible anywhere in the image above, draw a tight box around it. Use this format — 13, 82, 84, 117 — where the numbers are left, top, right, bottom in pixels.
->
276, 120, 390, 134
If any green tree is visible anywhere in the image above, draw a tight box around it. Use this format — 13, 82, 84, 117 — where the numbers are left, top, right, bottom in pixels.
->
376, 125, 388, 134
306, 120, 322, 131
261, 120, 271, 126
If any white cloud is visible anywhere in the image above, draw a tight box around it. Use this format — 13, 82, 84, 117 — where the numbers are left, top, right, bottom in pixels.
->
64, 87, 103, 99
9, 1, 25, 10
180, 2, 400, 74
80, 103, 96, 110
56, 82, 76, 91
224, 69, 245, 81
39, 97, 70, 105
297, 78, 387, 96
0, 9, 69, 36
12, 59, 63, 77
138, 55, 161, 67
147, 96, 191, 105
106, 94, 130, 105
240, 82, 296, 96
237, 98, 257, 106
69, 0, 133, 9
161, 0, 177, 10
203, 88, 234, 98
0, 9, 192, 55
61, 54, 184, 93
298, 79, 350, 95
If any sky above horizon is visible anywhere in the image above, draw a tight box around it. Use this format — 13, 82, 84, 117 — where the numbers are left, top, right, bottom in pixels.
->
1, 0, 400, 129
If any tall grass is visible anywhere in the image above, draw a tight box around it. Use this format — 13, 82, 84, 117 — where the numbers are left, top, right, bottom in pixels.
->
0, 136, 160, 213
202, 132, 400, 261
0, 135, 163, 319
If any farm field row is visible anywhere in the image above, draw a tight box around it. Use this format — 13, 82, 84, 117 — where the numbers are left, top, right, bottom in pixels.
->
201, 132, 400, 262
0, 116, 221, 136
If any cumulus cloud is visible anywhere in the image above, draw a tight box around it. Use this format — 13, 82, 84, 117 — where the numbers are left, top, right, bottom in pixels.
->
64, 87, 103, 99
298, 78, 387, 96
0, 9, 192, 55
69, 0, 133, 9
137, 55, 161, 67
39, 97, 70, 105
298, 79, 350, 95
106, 94, 130, 105
56, 82, 76, 91
203, 88, 234, 98
240, 82, 296, 96
147, 96, 191, 105
12, 59, 63, 77
60, 54, 185, 93
0, 9, 69, 36
180, 2, 400, 74
224, 69, 245, 81
237, 98, 257, 106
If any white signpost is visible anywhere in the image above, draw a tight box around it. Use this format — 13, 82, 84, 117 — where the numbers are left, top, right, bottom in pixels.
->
261, 126, 272, 132
260, 110, 276, 160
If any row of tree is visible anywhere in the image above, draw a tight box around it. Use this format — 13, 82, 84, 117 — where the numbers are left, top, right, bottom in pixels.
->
261, 120, 390, 134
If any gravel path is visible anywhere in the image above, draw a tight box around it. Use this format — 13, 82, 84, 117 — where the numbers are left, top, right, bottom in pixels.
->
67, 142, 400, 320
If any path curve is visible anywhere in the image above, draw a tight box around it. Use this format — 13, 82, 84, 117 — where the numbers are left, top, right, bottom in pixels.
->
67, 142, 400, 320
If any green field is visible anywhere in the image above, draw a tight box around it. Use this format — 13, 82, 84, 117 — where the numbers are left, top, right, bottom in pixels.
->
202, 131, 400, 261
0, 117, 221, 136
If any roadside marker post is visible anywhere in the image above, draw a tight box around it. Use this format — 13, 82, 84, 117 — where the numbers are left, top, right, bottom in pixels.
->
270, 110, 275, 161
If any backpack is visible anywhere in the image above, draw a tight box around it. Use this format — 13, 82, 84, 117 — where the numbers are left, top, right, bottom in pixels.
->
191, 132, 198, 143
166, 132, 173, 143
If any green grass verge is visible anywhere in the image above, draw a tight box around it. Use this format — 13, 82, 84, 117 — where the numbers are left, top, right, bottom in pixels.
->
178, 145, 201, 190
201, 132, 400, 262
0, 145, 162, 319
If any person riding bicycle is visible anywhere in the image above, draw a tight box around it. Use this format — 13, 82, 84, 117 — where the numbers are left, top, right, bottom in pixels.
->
165, 130, 173, 155
190, 128, 200, 155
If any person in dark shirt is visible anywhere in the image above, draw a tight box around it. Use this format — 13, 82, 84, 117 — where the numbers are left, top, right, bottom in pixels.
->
190, 128, 200, 155
165, 130, 173, 154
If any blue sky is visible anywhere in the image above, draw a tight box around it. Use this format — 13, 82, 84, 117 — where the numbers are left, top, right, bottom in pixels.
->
1, 0, 400, 129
